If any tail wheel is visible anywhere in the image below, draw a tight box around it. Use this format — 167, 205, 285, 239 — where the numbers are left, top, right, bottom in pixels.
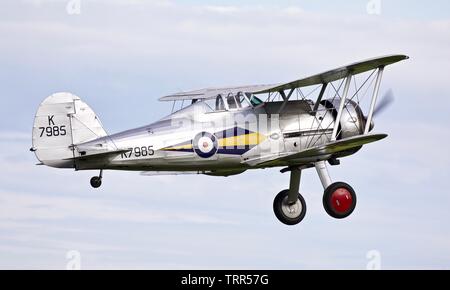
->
273, 190, 307, 226
323, 182, 356, 219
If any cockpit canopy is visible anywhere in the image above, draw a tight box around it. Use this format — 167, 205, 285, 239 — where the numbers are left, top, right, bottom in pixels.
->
204, 92, 263, 112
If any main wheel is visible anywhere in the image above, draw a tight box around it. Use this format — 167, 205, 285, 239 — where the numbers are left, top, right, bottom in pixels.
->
273, 190, 307, 226
90, 176, 102, 188
323, 182, 356, 219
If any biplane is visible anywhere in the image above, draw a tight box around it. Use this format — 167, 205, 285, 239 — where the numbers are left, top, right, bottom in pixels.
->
31, 55, 408, 225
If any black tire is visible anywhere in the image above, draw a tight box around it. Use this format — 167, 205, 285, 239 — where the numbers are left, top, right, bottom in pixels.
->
323, 182, 356, 219
273, 190, 307, 226
90, 176, 102, 188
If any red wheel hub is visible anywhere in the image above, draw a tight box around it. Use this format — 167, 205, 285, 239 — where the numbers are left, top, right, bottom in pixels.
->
330, 188, 353, 213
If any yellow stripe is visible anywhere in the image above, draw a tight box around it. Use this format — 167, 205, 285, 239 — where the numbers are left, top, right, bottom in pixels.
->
218, 133, 266, 147
164, 144, 193, 150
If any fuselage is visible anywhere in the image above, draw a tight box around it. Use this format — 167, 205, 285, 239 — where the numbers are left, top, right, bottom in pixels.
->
74, 97, 366, 174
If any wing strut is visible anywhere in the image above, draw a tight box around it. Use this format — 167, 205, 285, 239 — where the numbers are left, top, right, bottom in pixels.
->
311, 83, 328, 115
331, 75, 352, 141
277, 88, 295, 114
364, 66, 384, 133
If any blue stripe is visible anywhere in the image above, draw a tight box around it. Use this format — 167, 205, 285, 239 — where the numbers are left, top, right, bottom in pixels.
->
215, 127, 252, 139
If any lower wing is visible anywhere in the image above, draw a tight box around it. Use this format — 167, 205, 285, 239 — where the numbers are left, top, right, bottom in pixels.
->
243, 133, 387, 167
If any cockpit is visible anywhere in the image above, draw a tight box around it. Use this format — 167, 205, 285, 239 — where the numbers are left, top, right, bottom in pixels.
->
205, 92, 264, 113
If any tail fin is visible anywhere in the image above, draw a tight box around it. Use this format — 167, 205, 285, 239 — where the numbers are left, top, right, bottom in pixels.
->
31, 92, 107, 168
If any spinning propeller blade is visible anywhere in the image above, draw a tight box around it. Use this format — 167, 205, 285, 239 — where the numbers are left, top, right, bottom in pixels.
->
373, 89, 394, 117
364, 89, 395, 132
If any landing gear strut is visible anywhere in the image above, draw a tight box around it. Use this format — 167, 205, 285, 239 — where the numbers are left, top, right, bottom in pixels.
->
273, 167, 307, 226
90, 170, 103, 188
315, 161, 357, 219
273, 161, 358, 225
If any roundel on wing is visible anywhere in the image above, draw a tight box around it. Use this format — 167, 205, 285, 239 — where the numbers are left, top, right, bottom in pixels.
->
193, 132, 218, 158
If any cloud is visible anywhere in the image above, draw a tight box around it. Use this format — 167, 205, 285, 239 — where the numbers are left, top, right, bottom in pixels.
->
203, 5, 240, 14
0, 190, 236, 225
0, 131, 29, 141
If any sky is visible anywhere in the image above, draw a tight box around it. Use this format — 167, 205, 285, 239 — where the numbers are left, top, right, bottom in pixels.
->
0, 0, 450, 269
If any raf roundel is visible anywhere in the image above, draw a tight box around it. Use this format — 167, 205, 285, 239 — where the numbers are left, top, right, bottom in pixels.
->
193, 132, 218, 158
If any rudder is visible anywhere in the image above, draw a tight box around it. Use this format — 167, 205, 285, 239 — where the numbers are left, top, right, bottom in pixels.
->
31, 92, 107, 168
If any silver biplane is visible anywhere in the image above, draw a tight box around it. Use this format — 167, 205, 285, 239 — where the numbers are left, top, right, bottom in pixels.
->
31, 55, 408, 225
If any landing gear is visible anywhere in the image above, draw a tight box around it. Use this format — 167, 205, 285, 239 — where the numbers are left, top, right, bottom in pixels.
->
90, 177, 102, 188
273, 167, 307, 225
323, 182, 356, 219
90, 170, 103, 188
274, 161, 358, 225
315, 161, 357, 219
273, 190, 307, 225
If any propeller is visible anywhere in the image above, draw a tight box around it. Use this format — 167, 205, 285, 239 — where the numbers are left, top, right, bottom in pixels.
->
365, 89, 395, 132
373, 89, 394, 117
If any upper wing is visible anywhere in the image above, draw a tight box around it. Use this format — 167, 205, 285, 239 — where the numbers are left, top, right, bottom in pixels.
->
243, 133, 387, 167
158, 84, 278, 102
159, 54, 408, 102
253, 55, 409, 94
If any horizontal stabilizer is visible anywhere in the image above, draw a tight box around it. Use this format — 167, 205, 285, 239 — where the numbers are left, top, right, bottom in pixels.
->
64, 148, 131, 161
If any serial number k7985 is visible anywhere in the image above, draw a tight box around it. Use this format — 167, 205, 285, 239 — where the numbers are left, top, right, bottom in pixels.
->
120, 146, 154, 159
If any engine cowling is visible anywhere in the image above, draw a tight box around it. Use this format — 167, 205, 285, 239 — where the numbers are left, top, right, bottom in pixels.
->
320, 99, 368, 139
